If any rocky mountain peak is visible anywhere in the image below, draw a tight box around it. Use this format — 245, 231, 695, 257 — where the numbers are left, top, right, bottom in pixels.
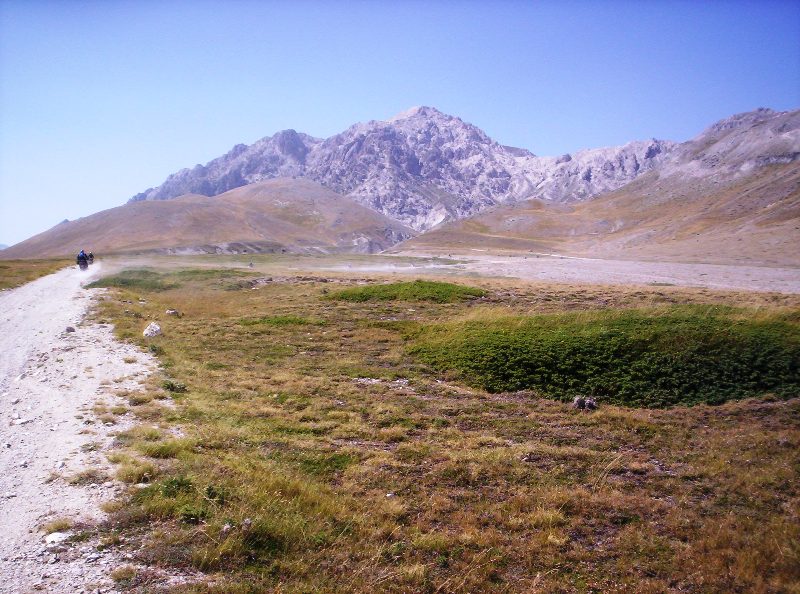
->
379, 106, 493, 146
271, 129, 312, 160
385, 105, 445, 122
128, 106, 798, 233
707, 107, 777, 134
129, 106, 677, 230
669, 108, 800, 173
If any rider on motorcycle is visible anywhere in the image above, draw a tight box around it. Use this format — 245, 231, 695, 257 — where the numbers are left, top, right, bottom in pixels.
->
76, 249, 89, 270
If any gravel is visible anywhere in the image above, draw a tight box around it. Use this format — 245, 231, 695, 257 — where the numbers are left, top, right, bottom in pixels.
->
0, 264, 155, 593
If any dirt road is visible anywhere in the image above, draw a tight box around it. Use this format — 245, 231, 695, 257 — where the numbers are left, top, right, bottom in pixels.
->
0, 264, 154, 593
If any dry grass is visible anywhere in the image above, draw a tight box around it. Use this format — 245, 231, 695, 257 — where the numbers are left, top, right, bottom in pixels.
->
68, 468, 108, 485
90, 265, 800, 593
110, 564, 137, 584
0, 178, 413, 258
117, 460, 158, 484
0, 258, 72, 289
42, 517, 73, 534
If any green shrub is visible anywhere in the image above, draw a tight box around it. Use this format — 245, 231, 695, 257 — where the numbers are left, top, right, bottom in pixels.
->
327, 280, 486, 303
238, 315, 324, 327
162, 380, 187, 393
203, 484, 227, 505
87, 269, 178, 292
410, 307, 800, 407
178, 504, 207, 525
161, 476, 194, 498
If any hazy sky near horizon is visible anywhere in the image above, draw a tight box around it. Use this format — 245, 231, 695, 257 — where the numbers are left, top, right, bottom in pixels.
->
1, 0, 799, 247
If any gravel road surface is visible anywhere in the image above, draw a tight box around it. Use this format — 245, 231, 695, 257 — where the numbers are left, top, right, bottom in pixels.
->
0, 264, 154, 593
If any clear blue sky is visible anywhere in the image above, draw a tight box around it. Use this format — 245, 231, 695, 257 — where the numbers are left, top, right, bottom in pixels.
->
1, 0, 798, 247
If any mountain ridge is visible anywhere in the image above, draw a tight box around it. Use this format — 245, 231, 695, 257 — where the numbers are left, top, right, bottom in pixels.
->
130, 106, 675, 231
4, 106, 798, 263
397, 107, 800, 266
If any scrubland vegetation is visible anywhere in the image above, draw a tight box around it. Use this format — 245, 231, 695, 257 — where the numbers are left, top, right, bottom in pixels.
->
328, 279, 486, 303
87, 266, 799, 593
411, 307, 799, 407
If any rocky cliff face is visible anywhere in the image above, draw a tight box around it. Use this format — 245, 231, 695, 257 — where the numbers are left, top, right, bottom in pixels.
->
131, 130, 322, 201
130, 106, 799, 232
130, 106, 675, 230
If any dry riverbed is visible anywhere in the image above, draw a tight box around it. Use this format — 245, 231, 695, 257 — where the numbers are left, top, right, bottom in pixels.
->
389, 251, 800, 293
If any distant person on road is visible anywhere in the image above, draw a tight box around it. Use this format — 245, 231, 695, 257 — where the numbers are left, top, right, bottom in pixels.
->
76, 249, 89, 269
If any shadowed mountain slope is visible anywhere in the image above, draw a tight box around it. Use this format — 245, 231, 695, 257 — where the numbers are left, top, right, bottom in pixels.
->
2, 179, 414, 259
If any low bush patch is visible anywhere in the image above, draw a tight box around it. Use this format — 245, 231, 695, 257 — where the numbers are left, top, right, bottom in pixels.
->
161, 476, 194, 498
87, 269, 178, 292
410, 306, 800, 407
178, 504, 207, 525
328, 280, 486, 303
162, 379, 187, 393
238, 315, 324, 327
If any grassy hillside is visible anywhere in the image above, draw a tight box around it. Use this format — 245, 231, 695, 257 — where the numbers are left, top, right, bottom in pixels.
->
84, 265, 800, 592
400, 163, 800, 266
0, 178, 415, 259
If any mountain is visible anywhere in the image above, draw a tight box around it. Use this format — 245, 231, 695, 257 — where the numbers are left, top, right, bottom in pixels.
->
1, 179, 414, 259
397, 108, 800, 266
131, 130, 323, 202
0, 245, 7, 251
131, 106, 674, 231
5, 106, 797, 263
